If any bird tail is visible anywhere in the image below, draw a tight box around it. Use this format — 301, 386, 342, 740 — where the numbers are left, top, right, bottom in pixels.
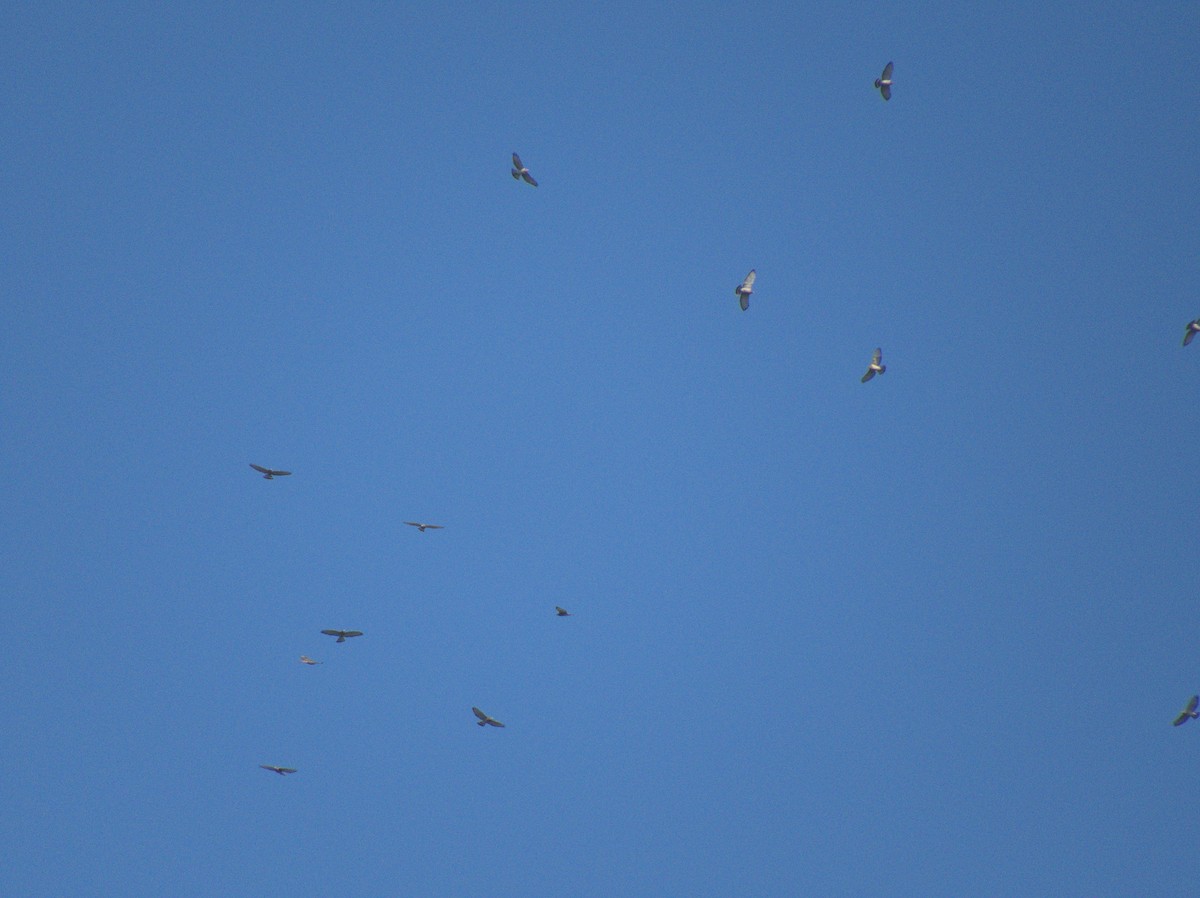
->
477, 720, 487, 726
511, 169, 520, 180
337, 635, 346, 643
878, 365, 886, 375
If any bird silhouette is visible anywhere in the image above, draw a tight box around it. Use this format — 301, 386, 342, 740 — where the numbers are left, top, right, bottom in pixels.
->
473, 707, 505, 728
1174, 695, 1199, 726
404, 521, 444, 532
555, 606, 571, 616
299, 655, 322, 665
250, 464, 291, 479
260, 765, 297, 775
735, 270, 756, 311
861, 348, 886, 382
321, 629, 363, 643
511, 153, 538, 187
1184, 319, 1200, 347
874, 61, 894, 100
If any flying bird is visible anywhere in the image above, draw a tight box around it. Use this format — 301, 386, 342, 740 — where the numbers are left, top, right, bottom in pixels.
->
1174, 695, 1199, 726
473, 707, 505, 728
875, 61, 894, 100
260, 765, 297, 775
861, 348, 886, 382
1184, 319, 1200, 346
250, 464, 291, 479
299, 655, 322, 665
511, 153, 538, 187
321, 629, 363, 643
735, 270, 756, 311
404, 521, 444, 532
555, 606, 571, 616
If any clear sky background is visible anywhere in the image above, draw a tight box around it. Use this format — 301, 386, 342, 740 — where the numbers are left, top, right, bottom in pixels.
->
2, 2, 1198, 896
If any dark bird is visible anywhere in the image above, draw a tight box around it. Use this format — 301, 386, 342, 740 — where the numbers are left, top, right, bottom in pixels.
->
735, 270, 756, 311
555, 606, 571, 616
861, 348, 886, 382
511, 153, 538, 187
1174, 695, 1199, 726
250, 464, 291, 479
260, 765, 297, 775
874, 61, 894, 100
473, 707, 505, 728
321, 629, 363, 643
1184, 319, 1200, 347
299, 655, 322, 665
404, 521, 444, 532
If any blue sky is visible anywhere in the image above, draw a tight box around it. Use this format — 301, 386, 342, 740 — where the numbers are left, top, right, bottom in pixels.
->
2, 2, 1199, 895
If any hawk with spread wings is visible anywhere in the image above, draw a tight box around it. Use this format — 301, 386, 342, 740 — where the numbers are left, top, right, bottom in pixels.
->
861, 348, 886, 383
321, 629, 363, 643
511, 153, 538, 187
735, 270, 756, 311
473, 707, 505, 728
250, 464, 291, 479
875, 62, 894, 100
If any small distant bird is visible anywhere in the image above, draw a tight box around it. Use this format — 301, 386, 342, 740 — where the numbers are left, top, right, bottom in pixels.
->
321, 629, 363, 643
250, 464, 291, 479
473, 707, 505, 728
555, 606, 571, 616
1184, 319, 1200, 347
299, 655, 322, 665
1174, 695, 1199, 726
874, 61, 894, 100
404, 521, 444, 532
511, 153, 538, 187
260, 765, 297, 775
735, 270, 756, 311
861, 348, 886, 382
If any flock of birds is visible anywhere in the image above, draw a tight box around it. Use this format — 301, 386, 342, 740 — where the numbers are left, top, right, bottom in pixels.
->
251, 475, 531, 775
247, 60, 1200, 775
251, 469, 570, 774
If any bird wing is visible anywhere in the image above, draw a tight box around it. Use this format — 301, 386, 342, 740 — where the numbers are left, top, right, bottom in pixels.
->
1174, 712, 1191, 726
403, 522, 422, 528
260, 765, 278, 772
343, 631, 363, 638
880, 83, 891, 101
424, 524, 444, 530
873, 348, 883, 366
512, 153, 523, 169
741, 270, 757, 291
522, 172, 538, 187
321, 630, 343, 637
739, 294, 749, 311
861, 368, 876, 383
1188, 695, 1198, 713
273, 470, 292, 476
488, 718, 506, 727
250, 464, 270, 474
473, 707, 488, 721
1185, 326, 1197, 347
881, 61, 893, 81
279, 768, 297, 774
